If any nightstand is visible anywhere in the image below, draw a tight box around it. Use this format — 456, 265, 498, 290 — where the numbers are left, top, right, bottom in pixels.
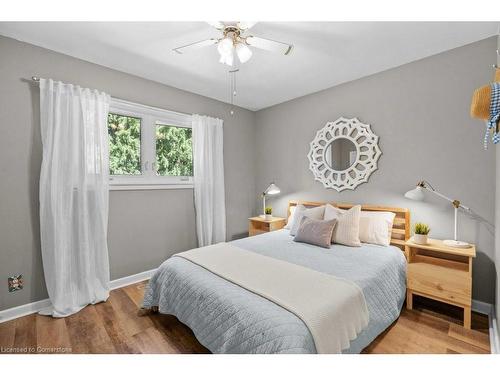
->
405, 238, 476, 329
248, 216, 286, 236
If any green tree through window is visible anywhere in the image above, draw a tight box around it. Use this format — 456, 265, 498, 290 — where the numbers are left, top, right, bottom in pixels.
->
156, 125, 193, 176
108, 113, 141, 175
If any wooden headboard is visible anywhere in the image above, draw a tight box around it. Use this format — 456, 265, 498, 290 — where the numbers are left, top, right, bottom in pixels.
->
287, 200, 410, 254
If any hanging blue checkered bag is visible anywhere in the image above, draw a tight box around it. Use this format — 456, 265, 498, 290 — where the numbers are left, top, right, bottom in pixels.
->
484, 82, 500, 149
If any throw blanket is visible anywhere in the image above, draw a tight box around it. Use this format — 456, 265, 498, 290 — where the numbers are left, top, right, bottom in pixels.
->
175, 243, 369, 353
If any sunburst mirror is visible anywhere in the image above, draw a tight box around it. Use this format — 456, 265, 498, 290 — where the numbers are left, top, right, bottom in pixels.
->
307, 117, 381, 192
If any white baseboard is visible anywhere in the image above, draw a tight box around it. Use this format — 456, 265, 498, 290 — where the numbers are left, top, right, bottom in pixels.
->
472, 299, 492, 316
490, 305, 500, 354
109, 268, 156, 291
0, 268, 157, 324
471, 299, 499, 354
0, 298, 52, 324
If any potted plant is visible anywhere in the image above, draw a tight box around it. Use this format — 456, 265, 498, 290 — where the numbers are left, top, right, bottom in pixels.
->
413, 222, 430, 245
265, 206, 273, 221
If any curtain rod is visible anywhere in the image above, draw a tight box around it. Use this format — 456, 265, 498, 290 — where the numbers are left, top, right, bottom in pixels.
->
29, 76, 193, 118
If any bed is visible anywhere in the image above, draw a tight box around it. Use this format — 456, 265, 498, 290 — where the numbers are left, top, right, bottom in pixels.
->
143, 201, 410, 354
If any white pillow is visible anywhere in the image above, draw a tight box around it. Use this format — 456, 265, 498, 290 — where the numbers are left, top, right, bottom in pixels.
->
289, 205, 326, 236
284, 206, 297, 229
324, 204, 361, 247
358, 211, 396, 246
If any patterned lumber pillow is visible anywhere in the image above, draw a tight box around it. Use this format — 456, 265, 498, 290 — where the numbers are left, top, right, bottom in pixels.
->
323, 204, 362, 247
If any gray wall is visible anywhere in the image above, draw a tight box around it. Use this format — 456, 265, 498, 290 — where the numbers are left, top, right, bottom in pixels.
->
0, 35, 256, 310
255, 37, 497, 304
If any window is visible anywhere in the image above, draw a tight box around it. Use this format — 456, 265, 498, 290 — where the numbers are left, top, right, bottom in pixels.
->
108, 99, 193, 189
108, 114, 141, 175
155, 124, 193, 177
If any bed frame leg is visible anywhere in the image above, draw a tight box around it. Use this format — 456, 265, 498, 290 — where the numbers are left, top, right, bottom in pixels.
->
406, 290, 413, 310
463, 306, 471, 329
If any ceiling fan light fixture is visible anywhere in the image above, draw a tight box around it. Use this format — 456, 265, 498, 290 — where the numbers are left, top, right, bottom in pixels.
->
217, 37, 233, 56
235, 43, 252, 63
219, 49, 234, 66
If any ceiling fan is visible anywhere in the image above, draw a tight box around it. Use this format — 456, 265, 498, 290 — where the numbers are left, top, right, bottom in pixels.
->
173, 21, 293, 66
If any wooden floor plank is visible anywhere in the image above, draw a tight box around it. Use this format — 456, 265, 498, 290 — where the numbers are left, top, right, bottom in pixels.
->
64, 305, 116, 354
0, 319, 16, 351
13, 314, 37, 353
94, 300, 141, 354
0, 281, 491, 354
448, 323, 490, 352
108, 288, 154, 338
36, 315, 72, 354
122, 282, 147, 307
131, 327, 181, 354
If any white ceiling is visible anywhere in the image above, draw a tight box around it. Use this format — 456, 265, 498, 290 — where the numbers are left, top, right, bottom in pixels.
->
0, 22, 498, 110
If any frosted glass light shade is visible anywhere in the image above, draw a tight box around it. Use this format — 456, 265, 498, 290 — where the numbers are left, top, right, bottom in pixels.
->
219, 51, 234, 66
217, 38, 235, 66
404, 186, 425, 201
217, 37, 233, 56
236, 43, 252, 63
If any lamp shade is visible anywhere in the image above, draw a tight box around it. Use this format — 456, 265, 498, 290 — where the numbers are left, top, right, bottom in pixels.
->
236, 43, 252, 63
217, 37, 234, 66
217, 37, 233, 56
404, 186, 425, 201
219, 51, 234, 66
264, 183, 280, 195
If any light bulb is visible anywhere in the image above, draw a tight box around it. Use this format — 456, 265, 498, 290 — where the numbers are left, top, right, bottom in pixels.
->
235, 43, 252, 63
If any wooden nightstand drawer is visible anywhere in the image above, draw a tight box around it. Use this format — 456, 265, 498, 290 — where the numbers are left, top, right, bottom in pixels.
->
408, 263, 471, 307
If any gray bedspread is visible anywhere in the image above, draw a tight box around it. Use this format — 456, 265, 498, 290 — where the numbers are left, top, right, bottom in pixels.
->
143, 229, 406, 354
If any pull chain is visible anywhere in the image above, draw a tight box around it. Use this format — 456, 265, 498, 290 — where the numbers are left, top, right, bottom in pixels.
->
229, 68, 238, 115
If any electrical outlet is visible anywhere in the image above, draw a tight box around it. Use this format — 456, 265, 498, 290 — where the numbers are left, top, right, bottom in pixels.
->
8, 274, 23, 292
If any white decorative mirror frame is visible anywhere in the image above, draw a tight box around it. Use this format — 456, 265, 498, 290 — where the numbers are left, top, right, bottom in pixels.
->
307, 117, 382, 192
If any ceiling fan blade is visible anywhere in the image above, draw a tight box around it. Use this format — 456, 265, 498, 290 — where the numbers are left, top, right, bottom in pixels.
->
237, 22, 257, 30
207, 21, 225, 30
173, 39, 218, 54
246, 36, 293, 55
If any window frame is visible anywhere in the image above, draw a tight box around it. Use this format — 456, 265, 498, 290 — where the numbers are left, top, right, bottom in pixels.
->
108, 98, 193, 190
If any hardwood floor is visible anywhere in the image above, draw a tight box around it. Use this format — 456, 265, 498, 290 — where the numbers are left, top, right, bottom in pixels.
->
0, 282, 490, 354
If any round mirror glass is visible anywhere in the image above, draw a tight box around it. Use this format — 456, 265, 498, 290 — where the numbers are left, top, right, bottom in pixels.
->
324, 138, 357, 170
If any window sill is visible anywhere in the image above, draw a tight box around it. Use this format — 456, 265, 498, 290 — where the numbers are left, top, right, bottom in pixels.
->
109, 184, 194, 191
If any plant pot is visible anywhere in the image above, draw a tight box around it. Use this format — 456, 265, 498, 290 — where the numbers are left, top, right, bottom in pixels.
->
265, 214, 273, 221
413, 234, 428, 245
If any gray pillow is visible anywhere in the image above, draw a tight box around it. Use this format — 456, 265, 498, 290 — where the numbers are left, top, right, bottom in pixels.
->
289, 205, 326, 236
293, 217, 337, 249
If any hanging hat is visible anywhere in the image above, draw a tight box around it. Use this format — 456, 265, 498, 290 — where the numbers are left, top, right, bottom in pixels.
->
470, 68, 500, 120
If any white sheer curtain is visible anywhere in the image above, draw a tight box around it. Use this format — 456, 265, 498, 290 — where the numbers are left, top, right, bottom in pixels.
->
38, 79, 111, 317
192, 114, 226, 247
